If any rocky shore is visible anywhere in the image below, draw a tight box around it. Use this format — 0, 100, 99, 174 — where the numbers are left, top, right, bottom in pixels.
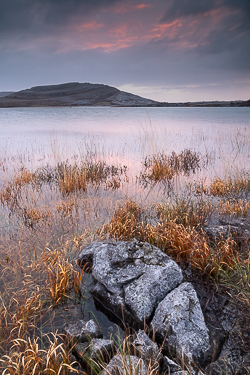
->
60, 239, 250, 374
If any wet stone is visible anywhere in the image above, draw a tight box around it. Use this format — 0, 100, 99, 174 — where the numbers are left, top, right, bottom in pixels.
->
63, 319, 103, 344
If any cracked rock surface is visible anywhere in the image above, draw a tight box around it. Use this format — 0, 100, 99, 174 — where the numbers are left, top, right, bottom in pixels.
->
151, 282, 211, 369
78, 240, 183, 326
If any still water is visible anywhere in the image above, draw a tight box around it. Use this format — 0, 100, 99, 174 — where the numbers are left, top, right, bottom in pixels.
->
0, 106, 250, 179
0, 106, 249, 340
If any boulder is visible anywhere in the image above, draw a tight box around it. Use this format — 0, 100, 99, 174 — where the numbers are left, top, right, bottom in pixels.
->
205, 339, 250, 375
150, 282, 211, 369
77, 240, 183, 327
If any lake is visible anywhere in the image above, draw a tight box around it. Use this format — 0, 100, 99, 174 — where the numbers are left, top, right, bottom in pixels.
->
0, 106, 250, 186
0, 106, 250, 355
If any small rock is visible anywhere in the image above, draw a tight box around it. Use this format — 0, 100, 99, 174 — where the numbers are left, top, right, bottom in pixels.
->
161, 356, 183, 373
71, 342, 89, 365
132, 330, 161, 367
87, 338, 115, 363
205, 346, 245, 375
72, 339, 115, 366
63, 319, 103, 344
100, 354, 147, 375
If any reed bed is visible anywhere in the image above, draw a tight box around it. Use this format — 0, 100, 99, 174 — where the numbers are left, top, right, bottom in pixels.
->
0, 137, 249, 373
97, 199, 238, 277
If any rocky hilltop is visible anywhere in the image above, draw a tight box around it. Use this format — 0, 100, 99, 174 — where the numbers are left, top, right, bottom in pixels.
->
0, 82, 157, 107
0, 82, 249, 107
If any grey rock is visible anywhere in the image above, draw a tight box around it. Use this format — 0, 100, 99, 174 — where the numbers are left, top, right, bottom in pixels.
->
87, 338, 115, 362
151, 282, 211, 369
71, 342, 89, 365
205, 337, 248, 375
132, 330, 161, 367
203, 219, 250, 245
78, 240, 183, 326
78, 241, 102, 267
101, 354, 147, 375
63, 319, 103, 344
161, 356, 183, 373
72, 339, 115, 366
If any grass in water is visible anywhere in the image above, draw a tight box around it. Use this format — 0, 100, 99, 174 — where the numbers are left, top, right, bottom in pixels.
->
0, 139, 249, 373
138, 149, 201, 187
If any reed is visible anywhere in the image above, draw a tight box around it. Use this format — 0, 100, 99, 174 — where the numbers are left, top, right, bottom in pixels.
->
0, 333, 81, 374
138, 149, 201, 187
0, 136, 249, 373
97, 199, 239, 277
208, 174, 250, 196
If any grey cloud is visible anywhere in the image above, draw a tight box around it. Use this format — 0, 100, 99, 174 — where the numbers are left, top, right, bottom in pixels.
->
0, 0, 120, 35
159, 0, 250, 64
161, 0, 250, 22
0, 40, 249, 101
161, 0, 216, 21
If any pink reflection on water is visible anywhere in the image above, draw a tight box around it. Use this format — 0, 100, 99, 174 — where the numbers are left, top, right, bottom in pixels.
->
0, 107, 249, 196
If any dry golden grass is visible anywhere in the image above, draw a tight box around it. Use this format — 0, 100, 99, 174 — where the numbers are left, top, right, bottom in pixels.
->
57, 163, 87, 194
138, 149, 201, 187
217, 198, 250, 217
57, 199, 75, 216
155, 197, 212, 227
0, 141, 249, 373
0, 159, 127, 210
0, 333, 81, 374
97, 199, 239, 277
43, 249, 85, 305
208, 174, 250, 196
57, 161, 127, 194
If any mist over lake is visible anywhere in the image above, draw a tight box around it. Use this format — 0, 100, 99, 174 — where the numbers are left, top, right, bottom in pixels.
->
1, 106, 250, 182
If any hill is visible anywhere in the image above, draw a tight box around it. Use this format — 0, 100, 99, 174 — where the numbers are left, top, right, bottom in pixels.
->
0, 82, 157, 107
0, 83, 249, 107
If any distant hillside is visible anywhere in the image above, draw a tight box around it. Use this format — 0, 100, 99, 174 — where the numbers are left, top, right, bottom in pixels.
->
0, 91, 14, 98
0, 83, 249, 107
0, 82, 157, 107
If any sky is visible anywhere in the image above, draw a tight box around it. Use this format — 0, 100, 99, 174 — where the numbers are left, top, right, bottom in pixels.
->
0, 0, 250, 102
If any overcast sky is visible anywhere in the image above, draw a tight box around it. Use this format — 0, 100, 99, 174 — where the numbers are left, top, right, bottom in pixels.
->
1, 0, 250, 102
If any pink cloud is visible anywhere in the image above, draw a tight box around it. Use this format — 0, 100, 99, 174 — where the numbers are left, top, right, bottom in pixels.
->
76, 22, 103, 31
112, 2, 151, 13
52, 2, 241, 54
135, 4, 151, 10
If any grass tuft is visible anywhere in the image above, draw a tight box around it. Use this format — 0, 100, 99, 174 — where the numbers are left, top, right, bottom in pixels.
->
97, 199, 239, 277
138, 149, 201, 187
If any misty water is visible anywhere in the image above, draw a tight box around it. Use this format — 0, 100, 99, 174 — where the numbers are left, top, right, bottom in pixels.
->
0, 106, 250, 343
1, 106, 250, 181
